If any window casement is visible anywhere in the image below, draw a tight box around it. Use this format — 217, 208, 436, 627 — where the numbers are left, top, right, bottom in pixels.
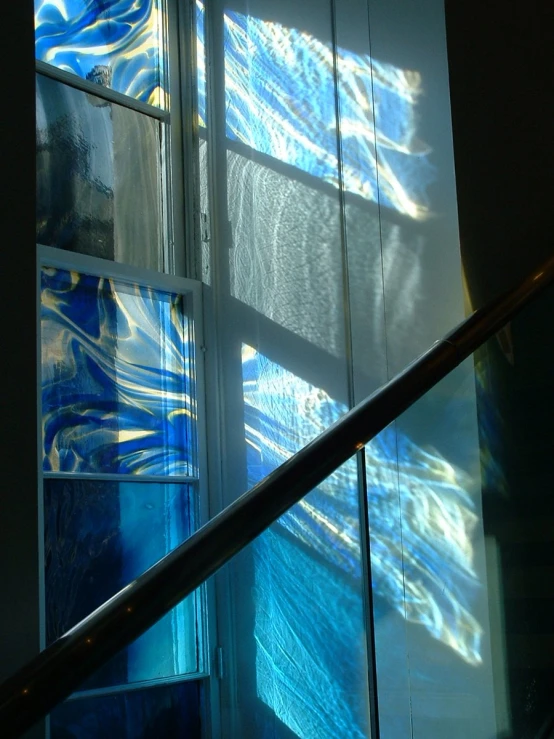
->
34, 0, 211, 733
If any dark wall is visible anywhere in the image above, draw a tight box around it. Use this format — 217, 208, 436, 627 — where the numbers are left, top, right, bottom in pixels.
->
445, 3, 554, 736
445, 0, 553, 307
0, 2, 42, 738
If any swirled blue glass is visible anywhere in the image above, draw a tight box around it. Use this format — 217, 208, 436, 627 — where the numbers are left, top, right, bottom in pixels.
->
41, 267, 196, 476
35, 0, 167, 108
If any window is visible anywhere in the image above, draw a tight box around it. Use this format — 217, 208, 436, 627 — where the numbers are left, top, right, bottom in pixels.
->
34, 1, 207, 733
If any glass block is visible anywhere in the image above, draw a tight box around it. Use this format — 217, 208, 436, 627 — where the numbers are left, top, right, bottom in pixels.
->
41, 267, 196, 476
36, 74, 163, 268
50, 680, 202, 738
45, 479, 199, 688
34, 0, 167, 108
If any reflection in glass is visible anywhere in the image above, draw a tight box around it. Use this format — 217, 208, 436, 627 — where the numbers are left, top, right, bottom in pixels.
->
45, 479, 198, 689
243, 346, 482, 660
196, 0, 206, 129
243, 345, 486, 735
41, 267, 196, 476
50, 676, 202, 737
34, 0, 167, 107
218, 7, 433, 218
243, 345, 371, 737
36, 74, 163, 268
366, 426, 482, 665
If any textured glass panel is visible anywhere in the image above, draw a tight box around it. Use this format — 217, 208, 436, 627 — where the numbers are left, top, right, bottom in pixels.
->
36, 74, 163, 268
240, 345, 371, 738
45, 479, 199, 688
41, 267, 196, 476
50, 680, 202, 738
34, 0, 167, 108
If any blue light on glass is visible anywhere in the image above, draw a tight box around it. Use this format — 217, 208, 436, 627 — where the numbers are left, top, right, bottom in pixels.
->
242, 344, 483, 672
209, 6, 435, 219
45, 478, 198, 688
50, 674, 202, 737
41, 267, 196, 476
34, 0, 167, 107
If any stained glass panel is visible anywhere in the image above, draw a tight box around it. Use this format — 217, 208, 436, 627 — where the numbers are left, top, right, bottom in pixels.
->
45, 478, 199, 689
41, 266, 196, 476
34, 0, 167, 108
36, 74, 163, 268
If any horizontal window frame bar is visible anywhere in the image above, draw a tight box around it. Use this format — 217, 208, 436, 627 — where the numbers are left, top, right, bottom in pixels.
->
43, 472, 200, 485
37, 244, 201, 297
36, 60, 170, 122
65, 671, 209, 703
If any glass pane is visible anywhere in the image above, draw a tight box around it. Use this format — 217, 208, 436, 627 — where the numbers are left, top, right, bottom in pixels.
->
34, 0, 167, 108
45, 479, 199, 688
36, 74, 163, 268
233, 345, 371, 738
41, 266, 196, 476
474, 285, 554, 738
50, 679, 202, 738
366, 362, 498, 736
217, 1, 366, 735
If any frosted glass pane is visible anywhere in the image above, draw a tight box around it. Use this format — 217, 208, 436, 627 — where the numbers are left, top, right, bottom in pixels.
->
41, 267, 196, 476
34, 0, 167, 108
45, 479, 199, 689
36, 74, 163, 269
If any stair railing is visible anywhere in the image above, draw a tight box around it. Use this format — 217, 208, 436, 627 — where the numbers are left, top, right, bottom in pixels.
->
1, 253, 554, 737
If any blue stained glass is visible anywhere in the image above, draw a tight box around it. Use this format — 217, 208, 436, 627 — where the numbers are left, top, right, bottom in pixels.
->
34, 0, 167, 108
196, 0, 206, 129
41, 267, 196, 476
45, 478, 199, 688
217, 7, 435, 219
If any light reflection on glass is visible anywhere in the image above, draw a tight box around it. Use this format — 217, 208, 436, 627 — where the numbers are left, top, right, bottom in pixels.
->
243, 344, 370, 737
36, 73, 163, 267
34, 0, 167, 107
45, 479, 198, 688
41, 266, 196, 475
196, 0, 206, 128
201, 4, 434, 218
243, 345, 483, 666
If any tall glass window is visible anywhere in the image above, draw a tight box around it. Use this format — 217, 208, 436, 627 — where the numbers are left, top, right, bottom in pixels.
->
35, 2, 206, 734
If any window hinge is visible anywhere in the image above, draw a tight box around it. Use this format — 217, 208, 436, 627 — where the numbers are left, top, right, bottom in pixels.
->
200, 212, 210, 243
215, 646, 225, 680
